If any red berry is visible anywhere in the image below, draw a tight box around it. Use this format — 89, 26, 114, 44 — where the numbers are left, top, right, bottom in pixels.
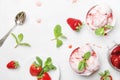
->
37, 72, 51, 80
67, 18, 82, 31
30, 64, 42, 76
7, 61, 19, 69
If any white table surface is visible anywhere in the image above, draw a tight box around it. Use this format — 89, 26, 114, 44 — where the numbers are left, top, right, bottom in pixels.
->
0, 0, 120, 80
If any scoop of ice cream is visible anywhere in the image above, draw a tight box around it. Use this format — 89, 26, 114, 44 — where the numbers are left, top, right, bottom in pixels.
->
86, 4, 113, 30
69, 44, 100, 76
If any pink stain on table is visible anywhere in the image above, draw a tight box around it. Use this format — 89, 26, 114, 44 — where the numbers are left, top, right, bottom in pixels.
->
36, 19, 42, 24
35, 1, 42, 7
72, 0, 78, 3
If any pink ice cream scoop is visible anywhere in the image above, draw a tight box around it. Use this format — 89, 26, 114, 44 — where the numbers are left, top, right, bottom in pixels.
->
86, 4, 114, 35
69, 44, 100, 76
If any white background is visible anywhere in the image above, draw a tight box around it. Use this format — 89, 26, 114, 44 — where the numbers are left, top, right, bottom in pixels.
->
0, 0, 120, 80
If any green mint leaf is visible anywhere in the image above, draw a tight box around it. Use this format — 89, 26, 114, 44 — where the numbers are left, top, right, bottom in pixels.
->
43, 66, 50, 72
44, 57, 52, 66
36, 56, 42, 66
104, 25, 113, 29
60, 35, 67, 39
48, 64, 57, 70
19, 43, 31, 47
18, 33, 23, 42
95, 27, 104, 36
78, 61, 85, 71
54, 25, 62, 38
84, 52, 91, 60
56, 39, 63, 48
43, 64, 56, 72
11, 33, 19, 44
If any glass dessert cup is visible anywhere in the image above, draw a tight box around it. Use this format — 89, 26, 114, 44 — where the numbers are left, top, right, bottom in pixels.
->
86, 4, 116, 36
108, 43, 120, 72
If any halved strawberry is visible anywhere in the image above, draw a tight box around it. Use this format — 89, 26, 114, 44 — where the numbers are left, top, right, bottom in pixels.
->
99, 70, 112, 80
67, 18, 82, 31
7, 60, 19, 69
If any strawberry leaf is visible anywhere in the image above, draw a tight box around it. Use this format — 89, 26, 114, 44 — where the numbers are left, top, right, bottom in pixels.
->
18, 33, 23, 42
54, 25, 62, 38
36, 56, 42, 66
56, 39, 63, 48
84, 52, 91, 60
95, 27, 104, 36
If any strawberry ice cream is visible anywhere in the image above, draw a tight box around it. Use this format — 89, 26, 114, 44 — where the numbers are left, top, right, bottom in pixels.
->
86, 4, 114, 35
69, 44, 100, 76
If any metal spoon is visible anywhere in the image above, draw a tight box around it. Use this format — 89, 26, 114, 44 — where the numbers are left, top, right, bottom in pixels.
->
0, 11, 26, 47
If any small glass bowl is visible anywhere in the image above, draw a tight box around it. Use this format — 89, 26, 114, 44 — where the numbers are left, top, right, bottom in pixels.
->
108, 44, 120, 72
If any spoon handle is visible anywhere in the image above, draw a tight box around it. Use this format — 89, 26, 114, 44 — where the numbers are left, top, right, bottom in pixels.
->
0, 24, 17, 47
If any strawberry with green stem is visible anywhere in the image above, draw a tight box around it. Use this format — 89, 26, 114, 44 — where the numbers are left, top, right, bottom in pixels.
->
11, 33, 31, 48
99, 70, 112, 80
7, 60, 19, 69
30, 56, 56, 80
67, 18, 83, 31
30, 56, 43, 76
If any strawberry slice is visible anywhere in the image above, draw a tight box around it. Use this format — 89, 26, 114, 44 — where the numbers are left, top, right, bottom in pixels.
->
67, 18, 82, 31
7, 60, 19, 69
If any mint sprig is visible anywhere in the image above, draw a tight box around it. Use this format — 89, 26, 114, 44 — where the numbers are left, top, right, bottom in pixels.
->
95, 25, 113, 36
78, 52, 91, 71
52, 24, 67, 48
11, 33, 31, 48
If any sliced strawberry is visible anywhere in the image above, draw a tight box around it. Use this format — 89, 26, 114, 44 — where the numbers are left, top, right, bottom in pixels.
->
37, 72, 51, 80
67, 18, 82, 31
7, 60, 19, 69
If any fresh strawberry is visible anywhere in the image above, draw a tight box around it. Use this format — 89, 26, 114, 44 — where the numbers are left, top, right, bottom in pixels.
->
99, 70, 112, 80
7, 60, 19, 69
30, 63, 42, 76
37, 72, 51, 80
67, 18, 82, 31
